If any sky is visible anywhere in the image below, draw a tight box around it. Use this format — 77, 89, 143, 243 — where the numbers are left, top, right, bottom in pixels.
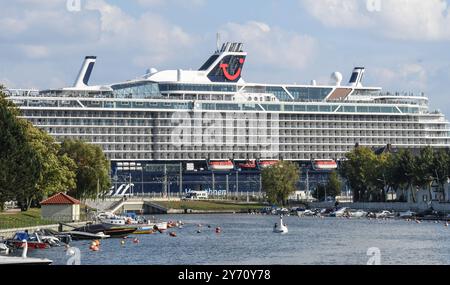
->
1, 0, 450, 116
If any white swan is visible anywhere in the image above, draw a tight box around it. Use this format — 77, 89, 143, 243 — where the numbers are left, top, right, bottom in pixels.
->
273, 215, 288, 234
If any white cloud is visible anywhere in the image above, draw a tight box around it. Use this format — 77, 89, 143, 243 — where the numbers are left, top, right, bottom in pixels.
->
85, 0, 196, 66
301, 0, 450, 41
376, 0, 450, 41
302, 0, 372, 28
19, 45, 50, 59
372, 63, 428, 90
0, 78, 14, 89
133, 0, 206, 7
219, 21, 317, 70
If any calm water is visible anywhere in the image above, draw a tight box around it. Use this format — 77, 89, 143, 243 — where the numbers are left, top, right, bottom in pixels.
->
28, 214, 450, 265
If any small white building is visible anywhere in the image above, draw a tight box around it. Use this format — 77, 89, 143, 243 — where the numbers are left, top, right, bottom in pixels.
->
40, 192, 81, 222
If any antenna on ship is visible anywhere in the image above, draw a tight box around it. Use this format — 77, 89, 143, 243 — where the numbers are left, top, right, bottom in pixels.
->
216, 32, 221, 52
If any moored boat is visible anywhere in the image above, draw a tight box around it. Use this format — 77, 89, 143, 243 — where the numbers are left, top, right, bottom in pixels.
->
6, 232, 49, 250
72, 223, 137, 238
0, 240, 52, 265
67, 230, 110, 240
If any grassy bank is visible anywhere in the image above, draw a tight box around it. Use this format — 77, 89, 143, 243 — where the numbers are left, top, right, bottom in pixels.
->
0, 208, 55, 230
154, 200, 265, 211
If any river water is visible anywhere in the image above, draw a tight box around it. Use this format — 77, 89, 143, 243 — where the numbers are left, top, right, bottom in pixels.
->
28, 214, 450, 265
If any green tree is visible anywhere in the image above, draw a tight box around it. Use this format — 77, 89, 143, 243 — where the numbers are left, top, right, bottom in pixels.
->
431, 149, 449, 202
60, 140, 111, 200
262, 161, 300, 206
326, 171, 342, 198
371, 153, 392, 202
0, 88, 41, 211
313, 184, 327, 201
414, 147, 435, 201
314, 172, 342, 201
22, 124, 77, 209
340, 147, 378, 202
393, 149, 417, 202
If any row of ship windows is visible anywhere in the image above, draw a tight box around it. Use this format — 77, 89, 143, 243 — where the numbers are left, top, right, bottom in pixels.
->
85, 140, 448, 152
106, 153, 348, 161
31, 118, 441, 130
53, 133, 449, 146
23, 110, 428, 122
38, 128, 448, 138
20, 100, 420, 114
113, 82, 334, 102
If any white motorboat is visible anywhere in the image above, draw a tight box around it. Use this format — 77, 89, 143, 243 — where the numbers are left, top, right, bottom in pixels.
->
273, 216, 288, 234
398, 210, 416, 218
0, 242, 10, 255
330, 207, 348, 217
67, 231, 110, 240
0, 240, 52, 265
375, 210, 395, 219
349, 210, 368, 218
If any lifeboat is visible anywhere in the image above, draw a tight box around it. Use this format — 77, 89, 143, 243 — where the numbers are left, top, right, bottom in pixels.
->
312, 159, 338, 171
237, 160, 257, 170
208, 160, 234, 171
258, 160, 279, 169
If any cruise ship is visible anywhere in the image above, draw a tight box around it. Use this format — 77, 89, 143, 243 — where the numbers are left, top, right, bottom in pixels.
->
5, 42, 450, 195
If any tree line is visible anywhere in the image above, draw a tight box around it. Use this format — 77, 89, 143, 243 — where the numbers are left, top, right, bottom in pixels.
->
0, 87, 111, 211
340, 146, 450, 203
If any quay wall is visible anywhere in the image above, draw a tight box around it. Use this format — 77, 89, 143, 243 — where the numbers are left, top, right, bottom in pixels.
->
309, 201, 450, 213
0, 222, 88, 239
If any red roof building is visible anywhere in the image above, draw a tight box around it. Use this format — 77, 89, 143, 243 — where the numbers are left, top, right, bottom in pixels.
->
40, 193, 81, 222
40, 192, 80, 205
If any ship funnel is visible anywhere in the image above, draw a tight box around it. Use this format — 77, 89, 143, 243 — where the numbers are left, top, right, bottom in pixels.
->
348, 67, 365, 87
73, 56, 96, 88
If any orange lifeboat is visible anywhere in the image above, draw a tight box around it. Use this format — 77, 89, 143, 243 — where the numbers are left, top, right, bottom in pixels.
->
312, 159, 338, 171
238, 160, 257, 170
208, 160, 234, 171
258, 160, 279, 169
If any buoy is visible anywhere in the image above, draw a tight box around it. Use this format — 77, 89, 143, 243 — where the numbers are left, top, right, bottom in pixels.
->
90, 243, 99, 251
215, 227, 221, 234
197, 230, 201, 234
198, 224, 202, 227
123, 236, 128, 239
445, 222, 449, 227
207, 225, 212, 228
169, 232, 177, 237
133, 238, 140, 244
120, 240, 125, 246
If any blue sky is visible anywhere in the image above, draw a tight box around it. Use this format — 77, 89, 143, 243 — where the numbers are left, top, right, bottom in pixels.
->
1, 0, 450, 115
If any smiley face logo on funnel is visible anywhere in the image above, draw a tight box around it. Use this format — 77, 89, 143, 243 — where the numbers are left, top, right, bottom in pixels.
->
220, 58, 245, 81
